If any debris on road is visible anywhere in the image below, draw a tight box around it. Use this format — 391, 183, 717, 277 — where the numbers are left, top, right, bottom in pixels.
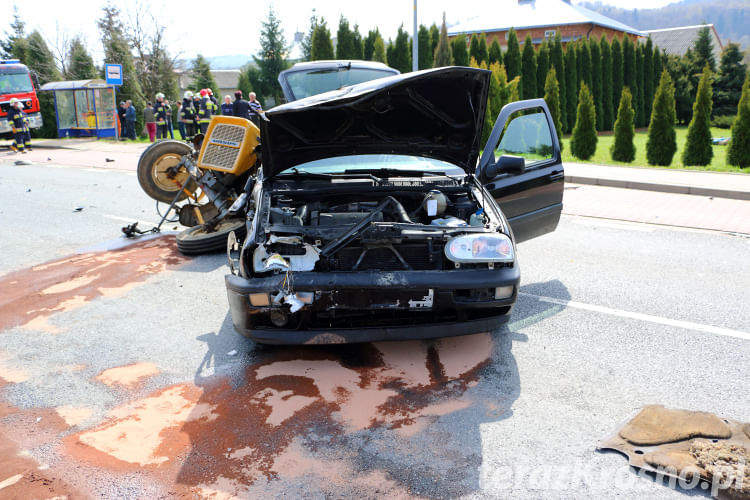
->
105, 158, 115, 162
14, 160, 31, 165
73, 207, 83, 212
226, 350, 238, 357
599, 405, 750, 498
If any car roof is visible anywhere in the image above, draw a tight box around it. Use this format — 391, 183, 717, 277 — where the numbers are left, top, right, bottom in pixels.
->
285, 60, 397, 72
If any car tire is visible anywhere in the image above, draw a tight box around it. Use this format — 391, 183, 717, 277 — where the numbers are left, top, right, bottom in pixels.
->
137, 140, 197, 203
176, 217, 246, 255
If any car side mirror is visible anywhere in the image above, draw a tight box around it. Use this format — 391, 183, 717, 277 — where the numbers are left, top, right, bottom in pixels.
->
484, 155, 525, 179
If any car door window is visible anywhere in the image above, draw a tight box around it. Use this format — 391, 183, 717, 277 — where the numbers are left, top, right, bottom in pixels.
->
492, 108, 554, 169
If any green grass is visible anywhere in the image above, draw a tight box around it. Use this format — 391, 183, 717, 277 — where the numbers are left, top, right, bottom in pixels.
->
560, 126, 748, 173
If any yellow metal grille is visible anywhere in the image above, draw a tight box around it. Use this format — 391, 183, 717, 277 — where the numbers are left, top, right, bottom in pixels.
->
201, 124, 246, 170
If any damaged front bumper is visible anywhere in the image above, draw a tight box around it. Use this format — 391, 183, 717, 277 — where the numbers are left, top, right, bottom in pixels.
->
225, 267, 519, 344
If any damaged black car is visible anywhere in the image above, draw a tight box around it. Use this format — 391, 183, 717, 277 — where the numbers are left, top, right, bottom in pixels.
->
225, 67, 564, 344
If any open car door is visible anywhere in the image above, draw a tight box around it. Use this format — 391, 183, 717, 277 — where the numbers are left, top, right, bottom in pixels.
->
478, 99, 564, 243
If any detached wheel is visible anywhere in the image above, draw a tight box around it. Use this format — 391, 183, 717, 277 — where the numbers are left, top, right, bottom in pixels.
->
176, 218, 246, 255
137, 140, 197, 203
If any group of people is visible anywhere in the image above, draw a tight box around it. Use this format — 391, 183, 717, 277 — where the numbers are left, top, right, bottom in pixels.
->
129, 88, 264, 143
8, 97, 32, 153
117, 100, 137, 140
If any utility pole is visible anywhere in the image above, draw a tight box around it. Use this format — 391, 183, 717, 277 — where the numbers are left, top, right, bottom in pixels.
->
413, 0, 418, 72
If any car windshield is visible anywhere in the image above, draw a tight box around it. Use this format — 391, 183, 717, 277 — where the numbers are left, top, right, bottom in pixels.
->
0, 70, 33, 93
284, 67, 396, 100
280, 155, 465, 176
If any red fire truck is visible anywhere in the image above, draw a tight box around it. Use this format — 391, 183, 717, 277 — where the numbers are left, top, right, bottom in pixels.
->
0, 59, 43, 139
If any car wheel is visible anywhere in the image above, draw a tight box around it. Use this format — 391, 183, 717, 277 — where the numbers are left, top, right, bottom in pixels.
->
176, 217, 246, 255
137, 140, 197, 203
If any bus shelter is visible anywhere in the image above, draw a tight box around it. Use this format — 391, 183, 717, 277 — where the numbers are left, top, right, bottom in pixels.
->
40, 79, 117, 138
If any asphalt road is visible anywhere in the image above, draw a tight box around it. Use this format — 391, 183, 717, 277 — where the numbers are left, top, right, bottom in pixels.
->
0, 161, 748, 499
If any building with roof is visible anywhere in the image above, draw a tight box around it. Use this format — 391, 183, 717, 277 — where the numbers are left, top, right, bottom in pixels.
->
176, 69, 241, 100
448, 0, 643, 48
642, 25, 723, 62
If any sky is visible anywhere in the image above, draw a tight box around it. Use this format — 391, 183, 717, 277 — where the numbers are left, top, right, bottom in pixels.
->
9, 0, 680, 66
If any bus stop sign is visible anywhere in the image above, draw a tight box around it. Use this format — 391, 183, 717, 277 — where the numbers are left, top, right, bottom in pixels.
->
105, 64, 123, 85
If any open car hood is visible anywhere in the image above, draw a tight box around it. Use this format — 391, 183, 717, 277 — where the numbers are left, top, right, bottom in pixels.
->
261, 67, 490, 178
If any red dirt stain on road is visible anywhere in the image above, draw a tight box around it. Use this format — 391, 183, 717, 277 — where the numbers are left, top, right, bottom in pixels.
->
0, 236, 189, 333
0, 378, 83, 499
95, 361, 160, 388
59, 334, 493, 496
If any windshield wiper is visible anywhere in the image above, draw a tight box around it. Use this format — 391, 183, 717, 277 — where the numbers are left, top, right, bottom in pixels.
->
276, 168, 333, 179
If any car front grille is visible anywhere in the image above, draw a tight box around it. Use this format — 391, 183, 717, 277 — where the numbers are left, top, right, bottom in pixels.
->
331, 243, 444, 271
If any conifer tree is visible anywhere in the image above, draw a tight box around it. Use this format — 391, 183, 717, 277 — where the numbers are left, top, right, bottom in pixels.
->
387, 25, 412, 73
311, 19, 334, 60
352, 25, 363, 60
98, 5, 145, 134
646, 70, 678, 165
623, 36, 636, 124
635, 44, 645, 127
571, 82, 597, 160
727, 74, 750, 167
713, 43, 747, 117
363, 28, 379, 61
564, 44, 577, 133
536, 40, 550, 103
521, 33, 537, 99
372, 35, 387, 63
478, 33, 489, 66
450, 34, 468, 66
550, 32, 566, 132
488, 39, 503, 66
601, 35, 614, 130
589, 36, 602, 131
544, 67, 563, 147
254, 6, 289, 104
611, 36, 623, 129
611, 88, 636, 162
335, 16, 355, 59
418, 25, 433, 69
433, 14, 452, 67
682, 65, 714, 166
490, 62, 511, 117
429, 24, 439, 56
24, 31, 61, 138
190, 55, 219, 94
469, 34, 481, 65
578, 40, 592, 91
504, 28, 521, 80
643, 38, 655, 124
66, 37, 97, 80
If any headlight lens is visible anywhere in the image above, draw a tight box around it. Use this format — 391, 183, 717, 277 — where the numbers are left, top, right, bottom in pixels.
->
444, 233, 514, 263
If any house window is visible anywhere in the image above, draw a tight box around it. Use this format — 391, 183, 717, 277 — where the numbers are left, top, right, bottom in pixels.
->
544, 30, 556, 39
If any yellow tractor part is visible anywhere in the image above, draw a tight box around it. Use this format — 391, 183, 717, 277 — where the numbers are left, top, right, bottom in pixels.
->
197, 116, 260, 176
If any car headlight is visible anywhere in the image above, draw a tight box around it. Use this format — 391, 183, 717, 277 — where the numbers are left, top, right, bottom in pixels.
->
444, 233, 514, 263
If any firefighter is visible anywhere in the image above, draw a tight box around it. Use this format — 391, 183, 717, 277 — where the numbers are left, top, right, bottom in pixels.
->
153, 93, 169, 140
182, 91, 196, 139
22, 112, 32, 151
197, 89, 216, 134
8, 98, 26, 153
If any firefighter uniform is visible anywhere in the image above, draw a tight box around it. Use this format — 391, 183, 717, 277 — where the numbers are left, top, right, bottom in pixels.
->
154, 94, 169, 140
8, 99, 26, 153
182, 95, 196, 138
198, 94, 217, 134
22, 113, 32, 151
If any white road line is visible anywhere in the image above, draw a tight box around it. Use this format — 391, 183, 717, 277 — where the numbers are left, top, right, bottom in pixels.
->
103, 214, 159, 226
0, 474, 23, 490
518, 292, 750, 341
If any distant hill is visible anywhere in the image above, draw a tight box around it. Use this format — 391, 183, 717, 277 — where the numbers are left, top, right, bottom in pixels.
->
177, 54, 253, 71
581, 0, 750, 49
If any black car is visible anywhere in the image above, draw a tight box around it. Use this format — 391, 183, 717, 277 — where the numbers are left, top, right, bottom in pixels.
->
225, 67, 564, 344
277, 60, 400, 103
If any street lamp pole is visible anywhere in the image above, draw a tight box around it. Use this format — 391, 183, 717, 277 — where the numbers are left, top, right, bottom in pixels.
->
413, 0, 418, 72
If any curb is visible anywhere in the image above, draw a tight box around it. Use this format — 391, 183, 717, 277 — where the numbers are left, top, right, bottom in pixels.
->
565, 175, 750, 201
